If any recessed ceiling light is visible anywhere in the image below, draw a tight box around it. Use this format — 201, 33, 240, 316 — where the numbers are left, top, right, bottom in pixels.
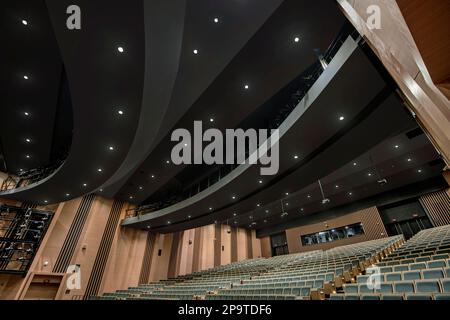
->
23, 75, 29, 80
301, 208, 304, 211
118, 110, 124, 115
232, 196, 236, 200
286, 203, 289, 206
294, 155, 299, 159
265, 210, 269, 213
307, 195, 311, 198
82, 183, 87, 187
19, 168, 23, 172
97, 168, 103, 172
151, 174, 155, 179
339, 116, 345, 121
22, 19, 28, 25
294, 36, 300, 43
24, 111, 30, 116
285, 192, 289, 196
108, 146, 115, 151
394, 145, 399, 149
417, 169, 422, 173
139, 186, 143, 190
256, 204, 260, 207
407, 158, 412, 162
193, 49, 199, 55
233, 213, 237, 217
99, 188, 103, 192
188, 215, 191, 219
147, 226, 151, 229
209, 207, 213, 211
44, 200, 48, 203
264, 220, 267, 223
209, 118, 214, 122
353, 162, 357, 166
335, 185, 339, 188
25, 138, 31, 143
166, 160, 170, 164
65, 193, 70, 197
244, 84, 249, 90
348, 192, 353, 196
213, 17, 219, 23
258, 180, 263, 184
117, 46, 124, 53
167, 221, 171, 224
25, 154, 30, 159
129, 196, 133, 199
368, 173, 372, 176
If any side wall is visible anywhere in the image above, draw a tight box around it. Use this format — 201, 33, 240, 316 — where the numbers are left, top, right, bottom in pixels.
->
286, 206, 387, 253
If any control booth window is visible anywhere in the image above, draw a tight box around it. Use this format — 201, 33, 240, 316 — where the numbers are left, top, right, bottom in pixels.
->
301, 223, 365, 246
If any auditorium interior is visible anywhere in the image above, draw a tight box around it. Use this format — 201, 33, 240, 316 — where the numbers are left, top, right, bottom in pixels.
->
0, 0, 449, 302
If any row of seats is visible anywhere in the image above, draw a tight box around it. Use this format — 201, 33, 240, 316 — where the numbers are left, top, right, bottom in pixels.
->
330, 293, 450, 300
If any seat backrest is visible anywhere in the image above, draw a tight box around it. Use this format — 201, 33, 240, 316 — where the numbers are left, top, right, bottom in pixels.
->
393, 265, 409, 272
415, 280, 441, 294
329, 294, 344, 300
422, 268, 445, 280
409, 262, 427, 270
375, 283, 393, 294
343, 284, 358, 294
393, 281, 415, 293
427, 260, 446, 269
380, 266, 393, 273
403, 270, 421, 281
386, 272, 402, 282
360, 294, 380, 300
344, 294, 360, 300
433, 293, 450, 300
405, 293, 432, 300
440, 279, 450, 293
358, 284, 374, 294
357, 275, 369, 284
381, 294, 403, 300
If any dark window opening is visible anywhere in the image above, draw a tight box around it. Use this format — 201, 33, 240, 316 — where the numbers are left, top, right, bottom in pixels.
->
301, 223, 365, 247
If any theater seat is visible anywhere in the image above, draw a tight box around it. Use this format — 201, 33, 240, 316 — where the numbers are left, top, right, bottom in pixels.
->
329, 294, 344, 300
402, 270, 421, 281
440, 279, 450, 293
433, 294, 450, 300
343, 284, 358, 294
393, 281, 415, 294
393, 265, 409, 272
358, 283, 374, 294
360, 294, 380, 300
422, 268, 445, 280
344, 294, 360, 300
415, 280, 441, 294
381, 294, 403, 300
427, 260, 447, 269
375, 283, 394, 294
386, 272, 402, 282
409, 263, 427, 270
404, 293, 432, 300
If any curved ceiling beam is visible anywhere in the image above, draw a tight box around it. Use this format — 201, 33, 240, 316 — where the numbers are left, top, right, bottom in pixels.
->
98, 0, 187, 197
0, 0, 145, 204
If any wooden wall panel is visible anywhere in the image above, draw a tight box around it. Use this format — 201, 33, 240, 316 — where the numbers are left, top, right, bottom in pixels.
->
419, 189, 450, 226
286, 206, 387, 253
260, 237, 272, 258
83, 201, 123, 298
139, 232, 155, 284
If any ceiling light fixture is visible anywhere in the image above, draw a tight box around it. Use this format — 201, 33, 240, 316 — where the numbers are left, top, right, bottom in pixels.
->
25, 154, 30, 159
417, 169, 422, 173
44, 200, 48, 203
108, 146, 114, 151
66, 193, 70, 197
294, 155, 299, 159
117, 46, 124, 53
25, 138, 31, 143
24, 111, 30, 116
209, 118, 214, 123
193, 49, 199, 55
353, 162, 357, 166
118, 110, 124, 115
244, 84, 249, 90
407, 158, 412, 162
139, 186, 143, 190
368, 173, 372, 176
99, 188, 103, 192
213, 17, 219, 23
339, 116, 345, 121
22, 19, 28, 25
82, 183, 87, 187
394, 145, 399, 149
151, 174, 155, 179
97, 168, 103, 172
294, 36, 300, 43
23, 75, 29, 80
258, 180, 263, 184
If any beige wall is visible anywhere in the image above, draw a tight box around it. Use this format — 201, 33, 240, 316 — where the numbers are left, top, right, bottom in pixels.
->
286, 206, 387, 253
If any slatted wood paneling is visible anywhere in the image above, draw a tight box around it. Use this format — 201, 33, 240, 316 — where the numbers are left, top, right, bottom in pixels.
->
214, 224, 221, 267
420, 189, 450, 226
139, 232, 155, 284
53, 194, 95, 273
83, 200, 123, 299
